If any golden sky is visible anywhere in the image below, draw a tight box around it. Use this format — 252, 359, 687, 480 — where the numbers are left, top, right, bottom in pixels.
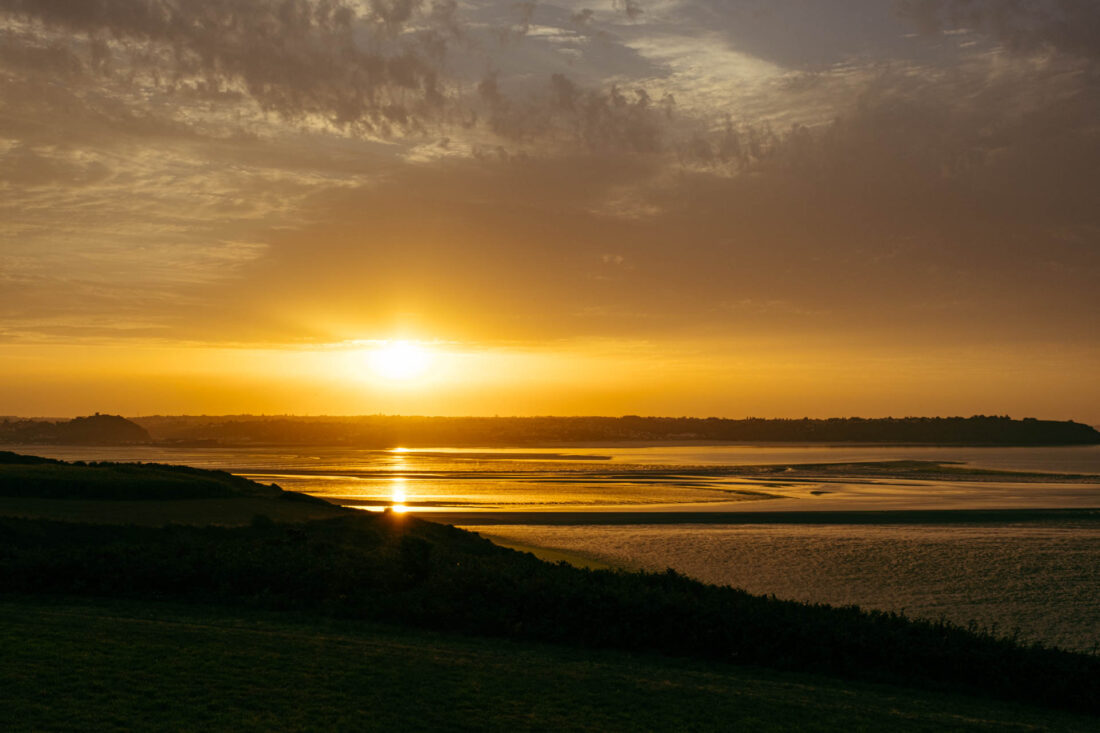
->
1, 1, 1098, 421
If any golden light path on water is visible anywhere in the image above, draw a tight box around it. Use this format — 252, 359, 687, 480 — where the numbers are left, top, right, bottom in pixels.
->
390, 459, 409, 513
293, 445, 1100, 515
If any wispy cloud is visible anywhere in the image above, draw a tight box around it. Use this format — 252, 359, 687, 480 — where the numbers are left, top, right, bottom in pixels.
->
899, 0, 1100, 60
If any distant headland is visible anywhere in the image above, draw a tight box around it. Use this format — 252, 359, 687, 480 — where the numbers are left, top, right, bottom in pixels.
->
3, 414, 1097, 448
14, 413, 1086, 447
0, 414, 151, 445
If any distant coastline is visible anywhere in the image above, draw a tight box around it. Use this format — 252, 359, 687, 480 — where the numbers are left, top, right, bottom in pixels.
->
2, 414, 1098, 448
112, 414, 1100, 447
0, 414, 151, 445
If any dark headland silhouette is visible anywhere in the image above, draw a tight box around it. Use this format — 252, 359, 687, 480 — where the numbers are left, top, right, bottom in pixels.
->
0, 414, 151, 445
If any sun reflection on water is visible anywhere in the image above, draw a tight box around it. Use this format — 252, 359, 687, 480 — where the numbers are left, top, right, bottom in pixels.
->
391, 475, 409, 512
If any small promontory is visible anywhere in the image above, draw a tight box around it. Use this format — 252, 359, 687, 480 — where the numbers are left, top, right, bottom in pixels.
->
0, 414, 152, 445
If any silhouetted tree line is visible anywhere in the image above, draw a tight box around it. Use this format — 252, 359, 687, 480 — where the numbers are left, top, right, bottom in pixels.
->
131, 414, 1100, 447
1, 513, 1096, 714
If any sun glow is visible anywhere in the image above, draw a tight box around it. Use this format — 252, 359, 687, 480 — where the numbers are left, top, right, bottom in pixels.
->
390, 475, 409, 513
391, 479, 407, 505
369, 341, 431, 381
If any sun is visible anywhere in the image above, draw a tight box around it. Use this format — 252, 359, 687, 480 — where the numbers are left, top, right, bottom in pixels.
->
369, 341, 431, 381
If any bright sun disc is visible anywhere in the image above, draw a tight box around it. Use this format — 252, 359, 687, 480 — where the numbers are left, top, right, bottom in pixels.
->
369, 341, 431, 381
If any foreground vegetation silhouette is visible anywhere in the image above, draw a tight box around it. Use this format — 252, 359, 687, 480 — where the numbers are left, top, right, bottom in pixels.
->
0, 455, 1096, 715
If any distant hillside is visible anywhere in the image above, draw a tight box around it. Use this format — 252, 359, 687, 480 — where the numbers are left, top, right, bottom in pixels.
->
131, 414, 1100, 447
0, 414, 151, 445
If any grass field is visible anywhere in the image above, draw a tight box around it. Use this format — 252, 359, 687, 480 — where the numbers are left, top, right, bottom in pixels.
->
2, 596, 1097, 732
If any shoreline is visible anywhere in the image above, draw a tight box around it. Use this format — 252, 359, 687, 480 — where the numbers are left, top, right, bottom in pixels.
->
6, 439, 1100, 450
428, 507, 1100, 526
468, 532, 623, 570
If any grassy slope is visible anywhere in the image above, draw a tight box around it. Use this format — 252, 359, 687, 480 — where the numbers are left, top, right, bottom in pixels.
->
0, 452, 347, 525
0, 496, 347, 526
476, 531, 621, 570
1, 597, 1096, 733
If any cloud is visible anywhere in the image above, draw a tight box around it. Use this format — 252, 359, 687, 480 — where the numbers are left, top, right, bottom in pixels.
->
478, 71, 672, 153
898, 0, 1100, 60
158, 89, 1098, 351
0, 0, 1096, 360
612, 0, 644, 22
571, 8, 595, 27
0, 0, 686, 154
0, 0, 453, 134
0, 144, 112, 186
670, 1, 915, 69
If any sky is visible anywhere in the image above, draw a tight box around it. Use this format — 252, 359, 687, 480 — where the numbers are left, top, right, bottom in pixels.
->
1, 0, 1098, 421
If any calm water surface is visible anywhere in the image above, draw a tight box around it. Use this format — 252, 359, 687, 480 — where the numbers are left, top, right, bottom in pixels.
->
462, 521, 1100, 653
9, 443, 1099, 511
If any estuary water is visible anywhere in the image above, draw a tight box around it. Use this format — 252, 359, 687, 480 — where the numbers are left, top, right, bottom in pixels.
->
5, 442, 1099, 651
10, 443, 1099, 512
462, 521, 1100, 652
